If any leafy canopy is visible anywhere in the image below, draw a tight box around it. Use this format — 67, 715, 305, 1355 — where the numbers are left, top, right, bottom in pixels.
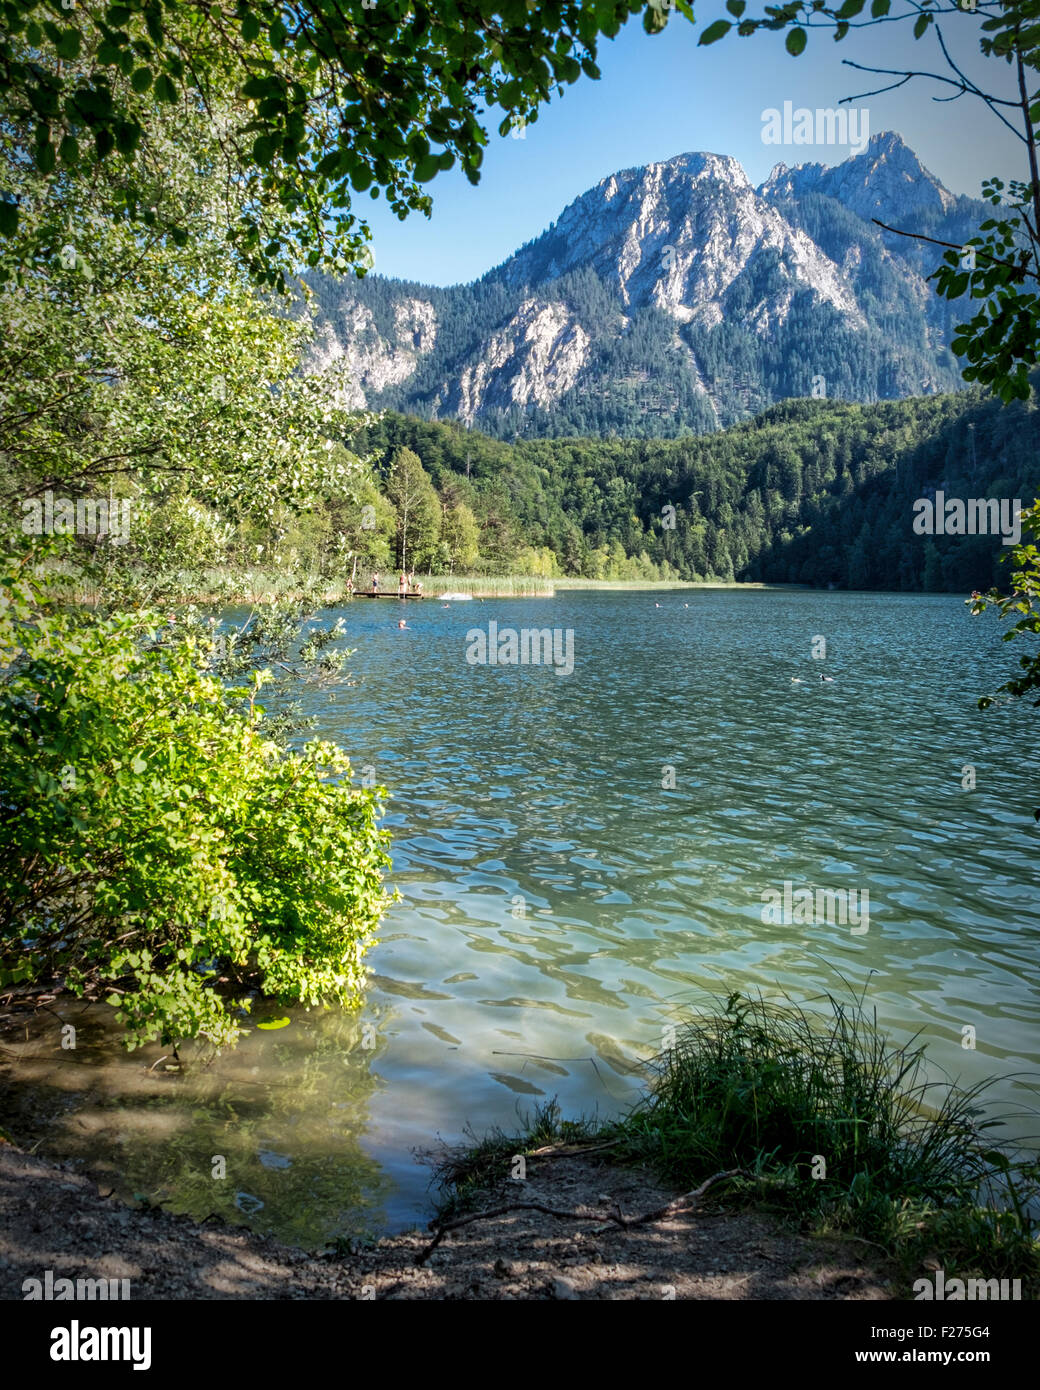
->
0, 0, 692, 287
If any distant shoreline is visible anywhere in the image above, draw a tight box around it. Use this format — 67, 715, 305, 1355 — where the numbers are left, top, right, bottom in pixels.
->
160, 572, 779, 603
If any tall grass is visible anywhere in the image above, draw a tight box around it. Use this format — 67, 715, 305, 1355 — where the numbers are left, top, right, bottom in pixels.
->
615, 993, 1040, 1275
621, 992, 997, 1202
436, 990, 1040, 1287
418, 574, 556, 597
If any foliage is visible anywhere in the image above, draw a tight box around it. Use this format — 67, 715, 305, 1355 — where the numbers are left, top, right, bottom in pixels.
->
0, 78, 366, 574
347, 383, 1040, 589
969, 498, 1040, 707
0, 0, 689, 287
439, 498, 481, 574
384, 446, 441, 571
0, 560, 393, 1050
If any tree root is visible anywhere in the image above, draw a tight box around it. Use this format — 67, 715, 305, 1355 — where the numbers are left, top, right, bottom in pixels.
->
414, 1167, 750, 1267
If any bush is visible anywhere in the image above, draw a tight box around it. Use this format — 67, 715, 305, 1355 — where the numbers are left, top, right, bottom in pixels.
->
0, 563, 392, 1049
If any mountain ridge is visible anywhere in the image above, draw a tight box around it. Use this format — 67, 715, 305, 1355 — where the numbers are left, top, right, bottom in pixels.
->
305, 133, 985, 438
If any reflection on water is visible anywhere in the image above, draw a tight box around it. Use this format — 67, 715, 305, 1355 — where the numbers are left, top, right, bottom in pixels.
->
3, 590, 1039, 1246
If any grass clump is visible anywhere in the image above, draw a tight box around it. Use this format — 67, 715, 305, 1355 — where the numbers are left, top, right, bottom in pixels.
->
614, 991, 1040, 1287
434, 991, 1040, 1291
431, 1098, 602, 1222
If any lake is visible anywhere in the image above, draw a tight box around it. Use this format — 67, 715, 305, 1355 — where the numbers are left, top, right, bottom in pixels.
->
8, 588, 1040, 1248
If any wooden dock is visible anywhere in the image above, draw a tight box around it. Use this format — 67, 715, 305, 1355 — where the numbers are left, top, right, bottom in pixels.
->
353, 591, 425, 599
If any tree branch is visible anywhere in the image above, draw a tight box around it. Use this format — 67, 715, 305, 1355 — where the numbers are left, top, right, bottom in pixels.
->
871, 219, 1039, 283
413, 1167, 749, 1267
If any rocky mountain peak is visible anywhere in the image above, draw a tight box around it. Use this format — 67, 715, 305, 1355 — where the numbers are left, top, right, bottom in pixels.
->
758, 130, 958, 221
306, 134, 979, 437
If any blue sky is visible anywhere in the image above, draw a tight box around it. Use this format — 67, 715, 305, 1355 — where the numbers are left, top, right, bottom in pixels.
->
360, 9, 1022, 286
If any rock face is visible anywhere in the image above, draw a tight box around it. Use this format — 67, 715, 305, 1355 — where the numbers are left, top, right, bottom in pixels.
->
304, 133, 985, 437
308, 297, 438, 410
501, 152, 863, 329
452, 299, 590, 423
758, 131, 957, 223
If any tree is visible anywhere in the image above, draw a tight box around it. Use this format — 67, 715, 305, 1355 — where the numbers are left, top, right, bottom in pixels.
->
0, 0, 688, 288
0, 41, 394, 1050
440, 499, 481, 573
324, 464, 397, 576
385, 446, 441, 571
922, 539, 944, 592
699, 0, 1040, 403
0, 74, 367, 595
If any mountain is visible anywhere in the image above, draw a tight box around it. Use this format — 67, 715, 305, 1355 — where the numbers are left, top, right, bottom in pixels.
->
305, 133, 986, 439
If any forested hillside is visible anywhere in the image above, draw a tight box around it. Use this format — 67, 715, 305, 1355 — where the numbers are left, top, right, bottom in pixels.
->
345, 381, 1040, 592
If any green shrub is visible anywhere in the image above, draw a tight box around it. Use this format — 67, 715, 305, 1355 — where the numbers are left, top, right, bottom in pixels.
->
0, 563, 392, 1049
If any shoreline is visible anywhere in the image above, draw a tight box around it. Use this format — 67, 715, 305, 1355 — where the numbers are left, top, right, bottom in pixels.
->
0, 1139, 897, 1301
3, 984, 1037, 1301
72, 573, 782, 605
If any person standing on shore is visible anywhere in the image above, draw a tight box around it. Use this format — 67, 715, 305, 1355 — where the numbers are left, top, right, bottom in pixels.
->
399, 571, 407, 596
371, 572, 379, 593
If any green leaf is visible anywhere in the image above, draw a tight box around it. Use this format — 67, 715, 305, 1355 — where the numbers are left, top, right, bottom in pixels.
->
870, 0, 891, 15
257, 1017, 291, 1030
699, 19, 732, 44
786, 27, 807, 55
252, 134, 277, 167
54, 28, 82, 60
913, 11, 931, 37
115, 121, 140, 156
726, 0, 746, 14
0, 201, 17, 237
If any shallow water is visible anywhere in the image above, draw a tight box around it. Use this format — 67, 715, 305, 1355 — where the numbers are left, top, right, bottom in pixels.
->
6, 589, 1040, 1247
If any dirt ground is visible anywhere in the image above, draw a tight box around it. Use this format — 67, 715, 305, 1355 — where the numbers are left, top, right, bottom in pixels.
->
0, 1139, 899, 1301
